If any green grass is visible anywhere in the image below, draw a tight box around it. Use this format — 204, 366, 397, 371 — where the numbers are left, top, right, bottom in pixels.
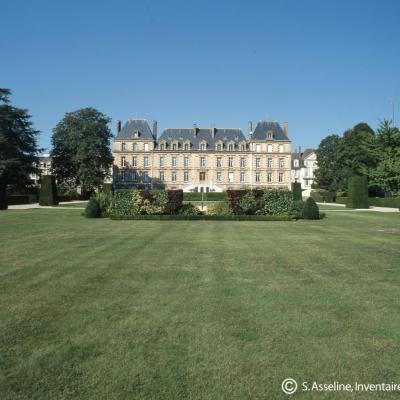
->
1, 209, 400, 399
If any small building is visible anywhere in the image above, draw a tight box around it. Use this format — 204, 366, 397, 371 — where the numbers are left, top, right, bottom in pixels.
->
30, 154, 52, 185
291, 148, 317, 197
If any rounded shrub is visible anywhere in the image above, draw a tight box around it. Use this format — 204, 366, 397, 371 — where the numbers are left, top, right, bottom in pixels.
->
85, 197, 101, 218
303, 197, 320, 220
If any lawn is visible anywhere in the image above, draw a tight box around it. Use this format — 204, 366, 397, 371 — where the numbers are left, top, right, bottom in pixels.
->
0, 209, 400, 399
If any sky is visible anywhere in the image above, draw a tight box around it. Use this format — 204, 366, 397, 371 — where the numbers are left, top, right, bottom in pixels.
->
2, 0, 400, 152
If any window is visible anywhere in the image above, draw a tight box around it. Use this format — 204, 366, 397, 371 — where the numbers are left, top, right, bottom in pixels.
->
159, 143, 164, 150
172, 143, 177, 151
216, 172, 221, 182
240, 172, 245, 183
267, 158, 273, 168
228, 157, 233, 168
184, 157, 189, 167
216, 143, 222, 151
184, 171, 189, 182
267, 131, 273, 139
256, 144, 261, 152
241, 144, 246, 151
267, 144, 273, 153
132, 171, 137, 182
132, 143, 137, 151
216, 157, 222, 168
132, 156, 137, 167
172, 172, 177, 182
267, 172, 272, 183
200, 143, 206, 151
133, 130, 139, 138
144, 143, 149, 151
121, 170, 126, 181
279, 158, 284, 168
240, 157, 245, 168
278, 173, 284, 183
255, 172, 260, 182
160, 171, 164, 181
278, 144, 284, 153
228, 144, 234, 151
172, 156, 177, 167
121, 156, 126, 167
160, 156, 164, 167
199, 172, 206, 181
143, 171, 149, 182
200, 157, 205, 168
294, 159, 299, 167
228, 172, 234, 183
121, 142, 126, 151
256, 158, 260, 169
184, 143, 189, 150
144, 156, 149, 167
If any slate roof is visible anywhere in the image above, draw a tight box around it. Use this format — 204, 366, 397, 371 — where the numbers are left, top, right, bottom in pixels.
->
291, 148, 316, 168
252, 121, 289, 141
116, 119, 154, 140
158, 128, 246, 149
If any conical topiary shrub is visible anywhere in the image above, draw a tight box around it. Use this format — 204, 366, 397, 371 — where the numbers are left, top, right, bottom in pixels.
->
39, 175, 58, 206
303, 197, 320, 220
291, 182, 302, 201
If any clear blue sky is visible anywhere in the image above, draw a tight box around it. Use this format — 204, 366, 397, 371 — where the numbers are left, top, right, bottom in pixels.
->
2, 0, 400, 151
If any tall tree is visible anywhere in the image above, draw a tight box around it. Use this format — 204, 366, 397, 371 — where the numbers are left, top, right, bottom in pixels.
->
0, 89, 40, 209
51, 108, 113, 194
314, 134, 341, 191
369, 120, 400, 194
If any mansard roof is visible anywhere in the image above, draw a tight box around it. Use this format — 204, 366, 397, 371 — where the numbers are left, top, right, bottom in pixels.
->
252, 121, 290, 141
158, 128, 246, 147
116, 119, 154, 140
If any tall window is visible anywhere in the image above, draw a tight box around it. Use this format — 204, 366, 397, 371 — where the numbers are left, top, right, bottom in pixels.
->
267, 144, 273, 153
255, 172, 260, 182
121, 170, 126, 181
200, 143, 206, 151
132, 143, 137, 151
228, 172, 234, 183
240, 172, 245, 182
199, 172, 206, 181
228, 144, 234, 151
240, 157, 245, 168
267, 131, 273, 139
241, 144, 246, 151
279, 158, 284, 168
172, 143, 177, 151
267, 158, 273, 168
200, 157, 205, 168
143, 171, 149, 182
121, 156, 126, 167
144, 143, 149, 151
216, 172, 221, 182
121, 142, 126, 151
172, 156, 177, 167
294, 159, 299, 167
160, 156, 164, 167
184, 143, 189, 150
160, 171, 164, 181
216, 157, 222, 168
159, 143, 164, 150
132, 156, 137, 167
216, 144, 222, 151
184, 171, 189, 182
172, 172, 177, 182
144, 156, 149, 167
228, 157, 233, 168
132, 171, 137, 182
267, 172, 272, 183
256, 144, 261, 152
184, 157, 189, 167
256, 158, 260, 169
278, 144, 284, 153
279, 172, 284, 183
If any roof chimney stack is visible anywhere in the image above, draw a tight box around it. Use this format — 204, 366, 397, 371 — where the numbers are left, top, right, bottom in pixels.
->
193, 123, 198, 137
283, 122, 288, 135
248, 121, 253, 142
152, 120, 157, 138
116, 120, 121, 134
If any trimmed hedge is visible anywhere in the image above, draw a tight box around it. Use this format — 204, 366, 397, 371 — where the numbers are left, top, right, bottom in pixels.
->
39, 175, 58, 206
368, 197, 400, 208
303, 197, 320, 219
347, 176, 368, 208
183, 192, 226, 201
291, 182, 302, 201
110, 213, 298, 221
7, 195, 30, 205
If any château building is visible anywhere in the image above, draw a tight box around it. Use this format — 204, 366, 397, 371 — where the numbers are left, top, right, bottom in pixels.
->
112, 119, 292, 192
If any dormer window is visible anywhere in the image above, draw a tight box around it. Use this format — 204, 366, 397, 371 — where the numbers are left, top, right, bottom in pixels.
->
228, 144, 234, 151
294, 160, 299, 167
159, 143, 164, 150
200, 143, 206, 151
133, 129, 139, 138
240, 143, 246, 151
184, 143, 190, 150
267, 131, 273, 139
172, 143, 177, 150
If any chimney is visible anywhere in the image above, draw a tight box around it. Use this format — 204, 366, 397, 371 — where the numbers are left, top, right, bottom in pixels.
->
283, 122, 288, 135
116, 120, 121, 134
248, 120, 253, 142
211, 126, 216, 138
193, 123, 198, 137
152, 120, 157, 138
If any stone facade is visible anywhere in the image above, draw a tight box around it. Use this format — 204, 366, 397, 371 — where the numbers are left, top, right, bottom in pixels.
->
112, 119, 292, 192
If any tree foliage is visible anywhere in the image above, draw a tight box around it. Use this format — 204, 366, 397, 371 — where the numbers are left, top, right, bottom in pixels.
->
51, 108, 113, 194
0, 88, 40, 209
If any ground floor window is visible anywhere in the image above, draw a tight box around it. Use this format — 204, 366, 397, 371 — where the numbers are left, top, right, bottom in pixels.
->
278, 173, 284, 183
172, 172, 177, 182
216, 172, 221, 182
267, 172, 272, 183
228, 172, 234, 183
255, 172, 260, 182
160, 171, 164, 181
240, 172, 245, 182
199, 172, 206, 181
184, 171, 189, 182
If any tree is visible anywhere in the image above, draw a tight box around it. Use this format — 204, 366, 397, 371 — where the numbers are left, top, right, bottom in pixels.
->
369, 120, 400, 194
51, 108, 113, 194
314, 134, 341, 191
0, 89, 40, 209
